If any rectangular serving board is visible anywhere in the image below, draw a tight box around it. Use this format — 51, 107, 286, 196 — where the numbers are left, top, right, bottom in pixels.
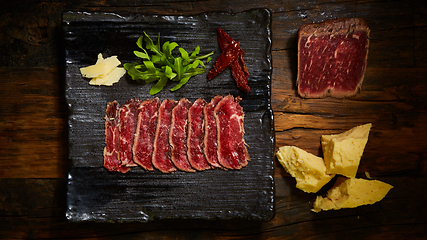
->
63, 8, 274, 222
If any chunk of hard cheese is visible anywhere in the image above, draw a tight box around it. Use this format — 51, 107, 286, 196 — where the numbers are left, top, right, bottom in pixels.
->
312, 177, 393, 213
321, 123, 372, 178
276, 146, 335, 193
89, 67, 126, 86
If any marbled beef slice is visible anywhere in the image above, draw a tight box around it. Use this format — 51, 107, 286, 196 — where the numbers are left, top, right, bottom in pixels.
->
214, 95, 249, 169
170, 98, 195, 172
132, 98, 160, 171
152, 99, 178, 173
118, 98, 141, 167
104, 101, 130, 173
203, 95, 223, 168
188, 98, 211, 171
297, 18, 370, 98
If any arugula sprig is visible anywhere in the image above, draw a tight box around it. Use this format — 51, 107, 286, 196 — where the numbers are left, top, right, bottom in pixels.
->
124, 32, 214, 95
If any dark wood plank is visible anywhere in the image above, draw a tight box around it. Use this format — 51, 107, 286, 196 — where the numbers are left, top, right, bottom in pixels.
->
0, 177, 425, 239
0, 68, 68, 178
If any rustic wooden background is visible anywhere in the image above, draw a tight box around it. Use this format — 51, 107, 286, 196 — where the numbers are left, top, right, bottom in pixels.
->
1, 0, 426, 239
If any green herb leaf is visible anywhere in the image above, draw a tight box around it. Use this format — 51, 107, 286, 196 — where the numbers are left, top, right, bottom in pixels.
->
136, 36, 144, 50
125, 31, 214, 95
179, 48, 190, 63
133, 50, 150, 60
144, 32, 162, 56
124, 62, 143, 80
163, 41, 179, 58
164, 65, 177, 80
150, 76, 168, 95
172, 57, 183, 81
171, 76, 191, 91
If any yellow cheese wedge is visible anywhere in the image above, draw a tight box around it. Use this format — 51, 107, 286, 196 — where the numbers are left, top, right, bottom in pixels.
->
276, 146, 335, 193
89, 67, 126, 86
321, 123, 372, 178
312, 177, 393, 213
79, 53, 121, 79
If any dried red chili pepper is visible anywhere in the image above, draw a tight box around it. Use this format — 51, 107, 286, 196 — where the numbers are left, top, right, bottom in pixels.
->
208, 41, 242, 80
217, 28, 249, 90
231, 54, 250, 92
208, 28, 250, 92
217, 28, 234, 50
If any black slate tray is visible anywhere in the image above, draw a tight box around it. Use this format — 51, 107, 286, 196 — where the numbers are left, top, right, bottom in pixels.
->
63, 8, 274, 222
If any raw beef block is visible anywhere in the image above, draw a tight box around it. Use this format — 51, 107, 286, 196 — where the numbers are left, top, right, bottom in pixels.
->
297, 18, 370, 98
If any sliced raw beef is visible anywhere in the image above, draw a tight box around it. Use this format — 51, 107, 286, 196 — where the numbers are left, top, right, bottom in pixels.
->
203, 95, 223, 168
297, 18, 370, 98
104, 95, 251, 173
187, 98, 211, 171
152, 99, 178, 173
214, 95, 249, 169
169, 98, 195, 172
132, 98, 160, 171
104, 101, 130, 173
118, 98, 141, 167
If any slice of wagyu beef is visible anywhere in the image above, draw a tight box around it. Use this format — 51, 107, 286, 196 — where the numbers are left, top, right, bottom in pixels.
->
104, 101, 130, 173
214, 95, 250, 169
152, 99, 178, 173
132, 98, 160, 171
118, 98, 141, 167
188, 98, 211, 171
203, 95, 223, 169
297, 18, 370, 98
170, 98, 195, 172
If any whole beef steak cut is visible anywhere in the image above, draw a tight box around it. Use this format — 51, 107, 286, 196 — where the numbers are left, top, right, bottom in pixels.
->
297, 18, 370, 98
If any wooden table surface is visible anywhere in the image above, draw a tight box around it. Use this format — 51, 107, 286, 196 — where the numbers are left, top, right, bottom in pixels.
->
1, 0, 426, 239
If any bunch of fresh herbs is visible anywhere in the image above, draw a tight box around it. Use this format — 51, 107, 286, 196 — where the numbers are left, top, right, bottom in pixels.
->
124, 32, 214, 95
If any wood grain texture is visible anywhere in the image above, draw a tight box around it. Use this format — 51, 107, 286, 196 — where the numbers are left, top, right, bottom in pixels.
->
0, 177, 426, 239
0, 68, 68, 178
1, 0, 427, 238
